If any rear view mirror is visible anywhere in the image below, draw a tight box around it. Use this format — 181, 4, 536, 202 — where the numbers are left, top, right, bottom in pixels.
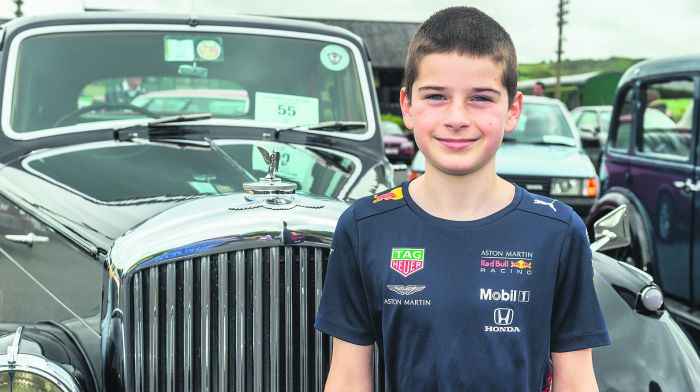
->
590, 205, 631, 252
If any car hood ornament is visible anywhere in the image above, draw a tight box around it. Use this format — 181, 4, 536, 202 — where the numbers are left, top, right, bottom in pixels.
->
242, 146, 298, 203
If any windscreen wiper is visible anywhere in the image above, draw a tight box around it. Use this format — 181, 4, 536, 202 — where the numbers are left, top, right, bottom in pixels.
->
265, 120, 367, 146
528, 140, 577, 147
113, 112, 213, 142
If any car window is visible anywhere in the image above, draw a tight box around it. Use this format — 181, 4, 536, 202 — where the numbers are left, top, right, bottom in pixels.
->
9, 30, 368, 134
578, 111, 599, 132
638, 80, 693, 161
610, 89, 634, 151
509, 102, 576, 146
381, 121, 404, 136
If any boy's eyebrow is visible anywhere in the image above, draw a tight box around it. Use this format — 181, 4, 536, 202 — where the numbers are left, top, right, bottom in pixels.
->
416, 86, 502, 95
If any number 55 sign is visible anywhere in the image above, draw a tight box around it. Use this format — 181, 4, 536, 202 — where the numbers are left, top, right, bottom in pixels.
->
255, 92, 319, 125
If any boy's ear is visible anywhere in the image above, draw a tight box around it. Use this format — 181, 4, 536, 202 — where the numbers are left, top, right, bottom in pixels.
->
399, 87, 414, 130
504, 91, 524, 133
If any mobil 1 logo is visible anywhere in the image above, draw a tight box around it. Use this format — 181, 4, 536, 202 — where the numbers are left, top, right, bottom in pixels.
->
480, 288, 530, 303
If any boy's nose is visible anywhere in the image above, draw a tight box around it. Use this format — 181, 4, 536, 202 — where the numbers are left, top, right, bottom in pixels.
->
443, 101, 471, 131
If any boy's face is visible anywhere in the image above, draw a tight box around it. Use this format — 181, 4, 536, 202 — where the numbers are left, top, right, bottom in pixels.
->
400, 52, 522, 177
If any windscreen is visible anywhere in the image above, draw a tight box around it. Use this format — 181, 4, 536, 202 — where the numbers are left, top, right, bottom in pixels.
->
9, 30, 368, 134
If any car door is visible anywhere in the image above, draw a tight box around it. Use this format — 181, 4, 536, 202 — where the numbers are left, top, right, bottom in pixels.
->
628, 78, 695, 302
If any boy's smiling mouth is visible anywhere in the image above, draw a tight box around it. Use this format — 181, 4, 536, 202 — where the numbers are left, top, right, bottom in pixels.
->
436, 137, 480, 150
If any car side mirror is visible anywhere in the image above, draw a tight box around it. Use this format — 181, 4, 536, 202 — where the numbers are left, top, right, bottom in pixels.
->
579, 125, 600, 148
590, 205, 631, 252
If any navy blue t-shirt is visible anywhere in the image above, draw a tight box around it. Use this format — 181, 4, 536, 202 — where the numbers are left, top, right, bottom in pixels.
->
315, 182, 610, 391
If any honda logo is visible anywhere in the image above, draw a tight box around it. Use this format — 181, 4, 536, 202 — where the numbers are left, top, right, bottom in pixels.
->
493, 308, 514, 326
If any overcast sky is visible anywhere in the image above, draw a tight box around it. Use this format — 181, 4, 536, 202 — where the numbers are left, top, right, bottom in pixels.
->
2, 0, 698, 63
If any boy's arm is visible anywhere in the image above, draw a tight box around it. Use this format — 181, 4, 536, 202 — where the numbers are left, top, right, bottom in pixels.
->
551, 349, 598, 392
325, 338, 374, 392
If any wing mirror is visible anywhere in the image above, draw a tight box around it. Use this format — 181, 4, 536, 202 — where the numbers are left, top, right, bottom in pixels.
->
590, 205, 631, 252
579, 125, 600, 148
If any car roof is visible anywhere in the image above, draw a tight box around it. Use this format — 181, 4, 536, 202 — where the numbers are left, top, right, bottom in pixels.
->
570, 105, 612, 112
0, 12, 367, 54
619, 55, 700, 86
521, 95, 563, 105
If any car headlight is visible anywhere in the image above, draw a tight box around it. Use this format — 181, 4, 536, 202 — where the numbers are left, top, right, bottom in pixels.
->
0, 327, 81, 392
640, 284, 664, 312
550, 178, 598, 197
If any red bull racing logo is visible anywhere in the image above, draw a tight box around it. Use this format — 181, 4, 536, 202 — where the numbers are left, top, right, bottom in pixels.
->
479, 257, 533, 275
373, 187, 404, 203
390, 248, 424, 277
511, 259, 532, 270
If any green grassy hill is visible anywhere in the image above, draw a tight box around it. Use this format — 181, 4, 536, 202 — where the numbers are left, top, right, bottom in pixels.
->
519, 57, 643, 81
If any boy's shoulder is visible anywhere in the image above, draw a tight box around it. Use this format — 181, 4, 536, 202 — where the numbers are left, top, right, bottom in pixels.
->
350, 185, 408, 221
515, 188, 573, 225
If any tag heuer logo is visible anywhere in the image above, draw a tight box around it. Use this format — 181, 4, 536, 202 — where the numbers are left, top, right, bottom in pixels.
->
390, 248, 425, 277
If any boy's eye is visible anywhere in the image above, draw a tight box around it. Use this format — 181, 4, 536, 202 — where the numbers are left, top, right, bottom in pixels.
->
425, 94, 446, 101
472, 95, 493, 102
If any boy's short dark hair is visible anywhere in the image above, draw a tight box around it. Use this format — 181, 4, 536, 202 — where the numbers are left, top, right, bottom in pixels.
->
404, 7, 518, 104
535, 81, 545, 89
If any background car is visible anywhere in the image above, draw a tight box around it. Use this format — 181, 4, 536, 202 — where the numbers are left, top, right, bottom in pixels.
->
131, 89, 250, 117
380, 120, 415, 163
587, 55, 700, 343
410, 95, 599, 218
571, 105, 612, 170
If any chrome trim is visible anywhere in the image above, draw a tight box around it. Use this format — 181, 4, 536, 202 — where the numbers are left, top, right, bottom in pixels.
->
166, 263, 176, 392
183, 259, 194, 392
109, 193, 344, 277
300, 247, 309, 392
217, 253, 229, 391
314, 248, 324, 392
134, 274, 144, 392
269, 247, 280, 392
0, 353, 82, 392
235, 250, 246, 391
284, 246, 294, 392
201, 256, 211, 392
3, 24, 376, 142
253, 248, 264, 391
148, 268, 159, 392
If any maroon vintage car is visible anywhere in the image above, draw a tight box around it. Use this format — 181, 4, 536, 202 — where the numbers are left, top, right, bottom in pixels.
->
380, 120, 415, 163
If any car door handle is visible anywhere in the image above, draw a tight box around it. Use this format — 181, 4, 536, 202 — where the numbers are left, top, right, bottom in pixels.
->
673, 178, 700, 192
4, 233, 50, 247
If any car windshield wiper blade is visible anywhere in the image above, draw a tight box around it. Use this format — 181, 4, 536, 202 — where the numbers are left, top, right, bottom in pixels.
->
113, 113, 213, 143
148, 112, 213, 126
277, 121, 367, 134
528, 140, 577, 147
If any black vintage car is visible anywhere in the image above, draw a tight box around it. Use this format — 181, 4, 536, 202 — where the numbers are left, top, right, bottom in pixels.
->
0, 12, 697, 392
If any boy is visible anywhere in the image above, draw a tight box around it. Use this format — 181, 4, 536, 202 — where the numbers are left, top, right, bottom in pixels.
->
315, 6, 610, 391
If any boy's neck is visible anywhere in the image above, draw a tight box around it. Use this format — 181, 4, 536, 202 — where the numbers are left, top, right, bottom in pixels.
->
408, 165, 515, 221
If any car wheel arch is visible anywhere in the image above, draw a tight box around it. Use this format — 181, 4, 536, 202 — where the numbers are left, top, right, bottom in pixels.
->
587, 189, 657, 272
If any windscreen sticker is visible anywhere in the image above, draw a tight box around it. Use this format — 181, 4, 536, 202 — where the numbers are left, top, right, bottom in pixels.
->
320, 44, 350, 71
164, 36, 224, 62
196, 39, 224, 61
254, 92, 319, 125
164, 38, 195, 62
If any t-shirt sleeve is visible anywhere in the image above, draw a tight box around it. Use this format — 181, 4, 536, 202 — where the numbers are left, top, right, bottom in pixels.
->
550, 211, 611, 352
314, 205, 375, 345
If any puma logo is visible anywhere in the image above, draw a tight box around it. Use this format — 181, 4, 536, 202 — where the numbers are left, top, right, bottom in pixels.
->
534, 199, 556, 212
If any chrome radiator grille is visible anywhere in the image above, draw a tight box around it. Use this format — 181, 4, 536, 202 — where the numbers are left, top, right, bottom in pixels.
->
127, 245, 358, 392
500, 175, 551, 196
